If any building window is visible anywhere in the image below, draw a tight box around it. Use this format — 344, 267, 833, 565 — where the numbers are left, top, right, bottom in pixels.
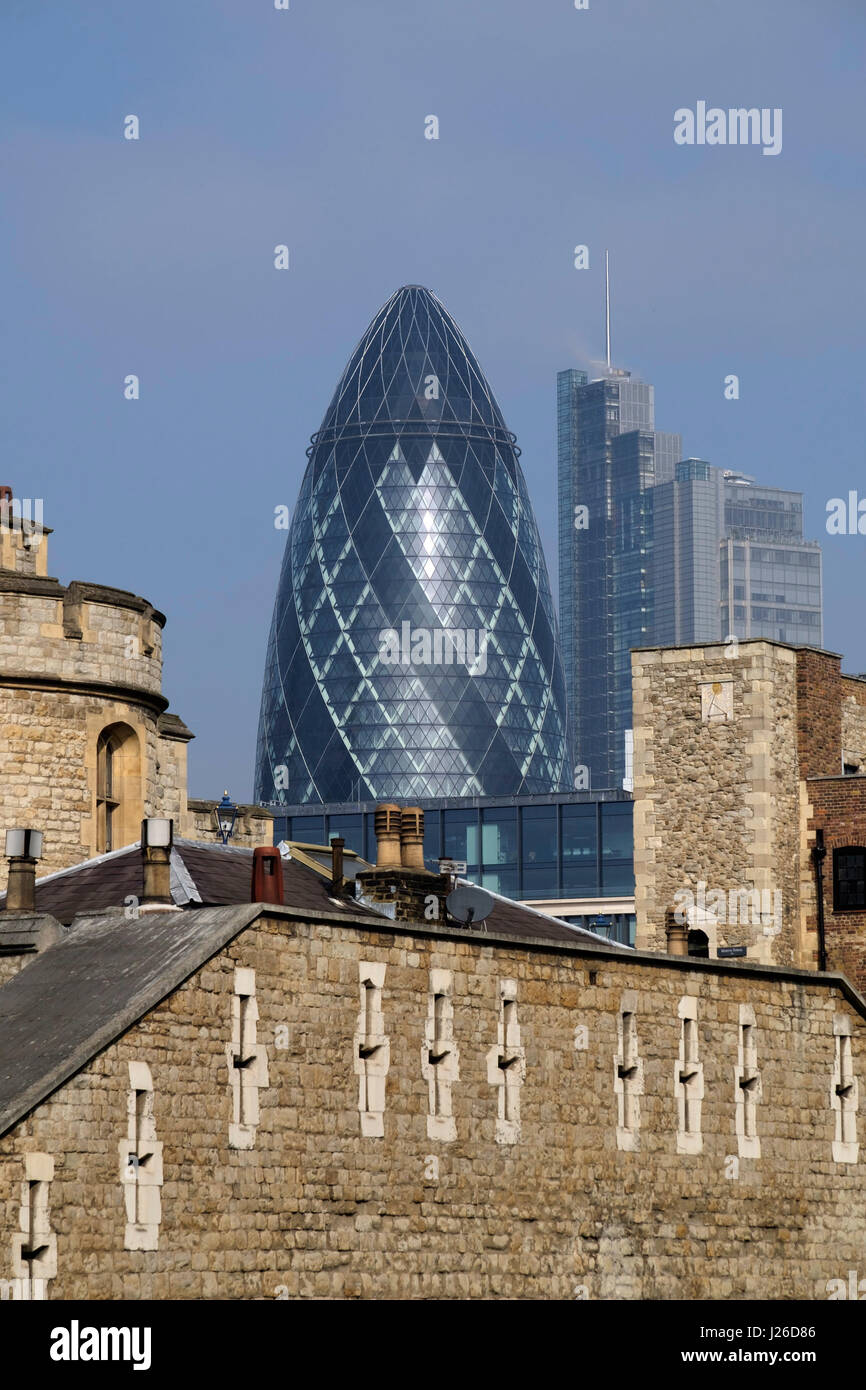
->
687, 929, 710, 958
833, 848, 866, 911
226, 967, 269, 1150
675, 997, 704, 1155
422, 969, 459, 1141
831, 1016, 859, 1164
96, 729, 121, 852
355, 962, 389, 1137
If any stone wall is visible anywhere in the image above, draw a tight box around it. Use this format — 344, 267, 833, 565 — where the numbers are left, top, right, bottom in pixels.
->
632, 642, 801, 964
187, 802, 274, 851
841, 676, 866, 773
0, 522, 268, 884
1, 909, 865, 1300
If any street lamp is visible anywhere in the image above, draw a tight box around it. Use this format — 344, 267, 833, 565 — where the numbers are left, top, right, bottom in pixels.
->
215, 791, 238, 845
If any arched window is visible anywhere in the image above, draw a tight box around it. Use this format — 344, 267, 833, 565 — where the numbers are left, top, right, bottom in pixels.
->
833, 848, 866, 912
687, 929, 710, 958
95, 723, 141, 854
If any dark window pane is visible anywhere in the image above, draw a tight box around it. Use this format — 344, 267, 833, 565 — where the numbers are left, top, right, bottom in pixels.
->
327, 814, 363, 856
521, 806, 556, 864
522, 865, 558, 899
834, 848, 866, 911
601, 803, 633, 860
291, 815, 325, 843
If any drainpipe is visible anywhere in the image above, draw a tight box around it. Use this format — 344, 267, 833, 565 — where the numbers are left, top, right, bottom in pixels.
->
811, 828, 828, 972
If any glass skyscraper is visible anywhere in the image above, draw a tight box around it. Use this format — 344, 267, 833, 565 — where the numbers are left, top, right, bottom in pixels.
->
720, 474, 822, 645
256, 285, 571, 805
558, 372, 823, 791
557, 367, 680, 790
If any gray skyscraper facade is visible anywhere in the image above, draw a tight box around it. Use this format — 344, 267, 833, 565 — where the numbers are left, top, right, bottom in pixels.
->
556, 367, 680, 790
558, 380, 823, 791
653, 460, 725, 646
720, 474, 823, 646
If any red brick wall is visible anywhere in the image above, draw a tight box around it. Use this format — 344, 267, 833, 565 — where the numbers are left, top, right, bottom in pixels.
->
796, 649, 842, 778
806, 776, 866, 992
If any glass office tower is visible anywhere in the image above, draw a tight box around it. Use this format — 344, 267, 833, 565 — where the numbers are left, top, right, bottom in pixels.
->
653, 460, 726, 646
256, 286, 571, 805
558, 368, 824, 791
720, 474, 822, 645
556, 367, 680, 789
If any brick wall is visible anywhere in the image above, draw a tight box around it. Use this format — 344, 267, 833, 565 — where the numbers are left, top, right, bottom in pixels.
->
806, 776, 866, 992
2, 910, 865, 1300
796, 649, 842, 778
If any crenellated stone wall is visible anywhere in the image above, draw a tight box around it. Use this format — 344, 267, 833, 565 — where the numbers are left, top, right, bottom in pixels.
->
0, 505, 266, 884
1, 908, 864, 1301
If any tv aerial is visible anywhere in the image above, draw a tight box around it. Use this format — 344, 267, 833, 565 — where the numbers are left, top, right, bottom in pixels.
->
446, 883, 494, 929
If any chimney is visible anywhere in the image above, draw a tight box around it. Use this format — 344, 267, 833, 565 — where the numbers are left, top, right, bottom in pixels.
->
373, 804, 402, 868
664, 908, 689, 957
355, 804, 449, 922
3, 828, 43, 913
251, 846, 284, 904
399, 807, 425, 870
330, 836, 345, 892
140, 818, 180, 911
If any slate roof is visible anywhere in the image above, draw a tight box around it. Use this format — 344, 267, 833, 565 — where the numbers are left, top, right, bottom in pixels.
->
0, 839, 375, 925
0, 906, 260, 1137
0, 838, 610, 950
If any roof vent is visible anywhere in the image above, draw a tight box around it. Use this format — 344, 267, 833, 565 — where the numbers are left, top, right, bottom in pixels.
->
251, 847, 284, 905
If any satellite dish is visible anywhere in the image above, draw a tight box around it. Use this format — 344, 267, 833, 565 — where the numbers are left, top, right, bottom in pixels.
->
446, 884, 494, 926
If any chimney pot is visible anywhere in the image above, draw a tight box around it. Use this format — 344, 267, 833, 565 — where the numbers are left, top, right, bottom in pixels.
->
664, 909, 689, 957
330, 836, 345, 892
3, 828, 44, 913
252, 846, 284, 905
373, 803, 403, 868
141, 818, 174, 905
399, 806, 425, 870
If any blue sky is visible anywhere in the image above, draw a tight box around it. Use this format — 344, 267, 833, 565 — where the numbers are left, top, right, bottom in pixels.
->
3, 0, 864, 799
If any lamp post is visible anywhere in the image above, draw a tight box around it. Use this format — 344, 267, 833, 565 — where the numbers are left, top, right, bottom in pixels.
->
215, 791, 238, 845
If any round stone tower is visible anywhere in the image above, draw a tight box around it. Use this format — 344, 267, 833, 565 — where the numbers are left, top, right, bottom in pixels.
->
0, 488, 194, 885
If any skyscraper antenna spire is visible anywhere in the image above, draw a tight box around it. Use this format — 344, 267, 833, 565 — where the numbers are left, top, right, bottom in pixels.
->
605, 249, 611, 369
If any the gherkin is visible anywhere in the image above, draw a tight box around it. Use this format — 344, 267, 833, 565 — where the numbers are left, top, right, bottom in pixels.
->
255, 285, 571, 805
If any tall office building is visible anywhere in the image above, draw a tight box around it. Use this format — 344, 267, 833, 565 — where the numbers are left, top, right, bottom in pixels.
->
256, 285, 571, 805
720, 473, 822, 645
557, 366, 680, 789
559, 388, 823, 790
652, 460, 725, 646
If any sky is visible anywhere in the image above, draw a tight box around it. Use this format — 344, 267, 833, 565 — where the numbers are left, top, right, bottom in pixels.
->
3, 0, 865, 800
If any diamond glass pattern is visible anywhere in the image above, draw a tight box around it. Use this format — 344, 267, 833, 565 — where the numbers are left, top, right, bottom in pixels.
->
255, 286, 571, 804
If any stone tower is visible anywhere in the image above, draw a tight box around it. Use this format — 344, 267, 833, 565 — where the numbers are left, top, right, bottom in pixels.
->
0, 489, 269, 886
631, 637, 866, 969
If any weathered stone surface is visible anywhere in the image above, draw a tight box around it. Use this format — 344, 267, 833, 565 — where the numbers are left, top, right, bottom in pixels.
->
1, 906, 863, 1301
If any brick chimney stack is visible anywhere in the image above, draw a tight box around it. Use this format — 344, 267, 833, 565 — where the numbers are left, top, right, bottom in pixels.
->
357, 804, 449, 922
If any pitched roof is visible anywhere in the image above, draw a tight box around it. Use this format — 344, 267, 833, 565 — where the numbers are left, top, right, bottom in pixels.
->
0, 839, 377, 925
0, 906, 260, 1138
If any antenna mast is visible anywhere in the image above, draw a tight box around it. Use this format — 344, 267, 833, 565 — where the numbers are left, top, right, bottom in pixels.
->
605, 249, 611, 370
